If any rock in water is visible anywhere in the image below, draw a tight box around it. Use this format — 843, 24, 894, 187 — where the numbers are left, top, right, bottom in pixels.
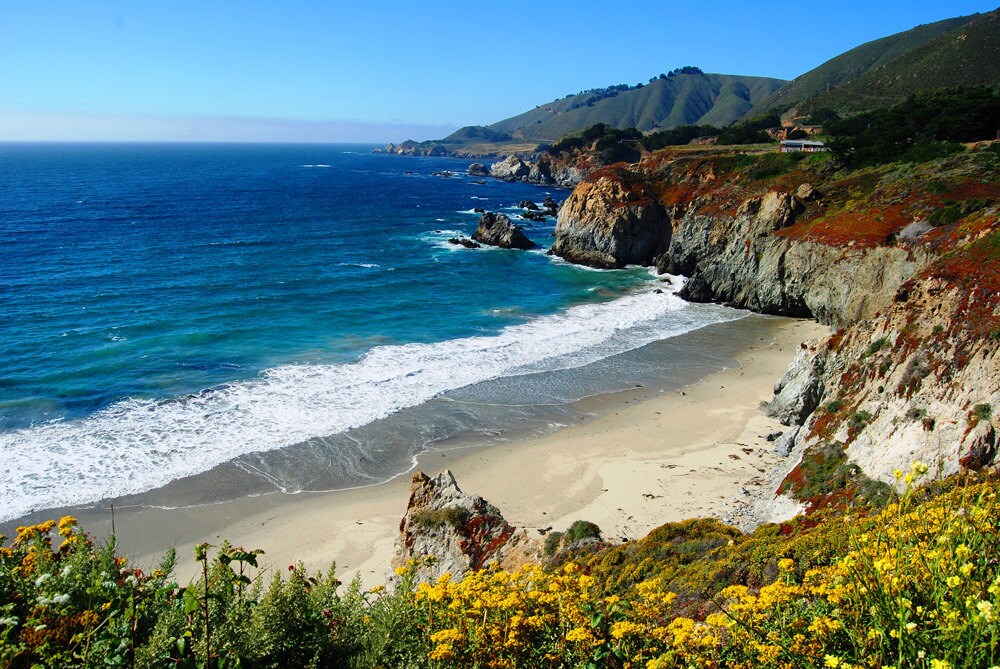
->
489, 156, 531, 181
473, 212, 537, 250
448, 237, 482, 249
467, 163, 489, 177
392, 471, 539, 582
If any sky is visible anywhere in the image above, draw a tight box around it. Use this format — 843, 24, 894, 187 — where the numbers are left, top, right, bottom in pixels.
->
1, 1, 997, 143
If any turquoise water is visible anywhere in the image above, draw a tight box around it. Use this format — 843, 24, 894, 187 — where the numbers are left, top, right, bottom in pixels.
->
0, 143, 743, 521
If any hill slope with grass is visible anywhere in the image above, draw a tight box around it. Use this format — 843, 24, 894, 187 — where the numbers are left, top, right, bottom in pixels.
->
804, 8, 1000, 114
486, 72, 784, 144
748, 13, 975, 117
751, 9, 1000, 118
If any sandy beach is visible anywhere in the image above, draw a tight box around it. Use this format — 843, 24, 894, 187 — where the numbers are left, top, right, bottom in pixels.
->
70, 316, 828, 588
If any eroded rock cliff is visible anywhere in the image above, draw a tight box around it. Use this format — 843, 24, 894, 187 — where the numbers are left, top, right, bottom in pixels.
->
550, 146, 1000, 518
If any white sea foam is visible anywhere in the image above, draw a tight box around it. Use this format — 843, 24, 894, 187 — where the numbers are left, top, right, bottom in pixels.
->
300, 164, 332, 168
337, 262, 381, 269
0, 290, 740, 521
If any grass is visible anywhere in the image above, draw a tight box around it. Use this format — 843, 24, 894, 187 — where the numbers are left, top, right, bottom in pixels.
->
411, 507, 471, 531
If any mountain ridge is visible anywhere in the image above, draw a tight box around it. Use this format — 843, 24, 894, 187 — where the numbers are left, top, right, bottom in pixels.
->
747, 13, 977, 117
484, 71, 785, 143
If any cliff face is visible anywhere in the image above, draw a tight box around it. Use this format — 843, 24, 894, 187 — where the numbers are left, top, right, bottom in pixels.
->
552, 159, 946, 329
550, 146, 1000, 516
664, 199, 935, 328
760, 244, 1000, 520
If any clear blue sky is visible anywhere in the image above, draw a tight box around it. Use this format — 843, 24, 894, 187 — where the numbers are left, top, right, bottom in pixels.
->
1, 1, 996, 142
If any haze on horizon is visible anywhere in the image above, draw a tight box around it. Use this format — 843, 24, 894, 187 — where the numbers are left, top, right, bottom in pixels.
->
2, 0, 997, 144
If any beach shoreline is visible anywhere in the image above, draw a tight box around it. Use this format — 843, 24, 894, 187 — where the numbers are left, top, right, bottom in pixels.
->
52, 315, 828, 588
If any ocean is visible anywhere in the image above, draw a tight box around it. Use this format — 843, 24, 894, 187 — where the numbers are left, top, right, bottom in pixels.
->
0, 143, 747, 523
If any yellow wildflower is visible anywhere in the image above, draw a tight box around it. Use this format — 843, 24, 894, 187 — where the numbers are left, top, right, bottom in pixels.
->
57, 516, 77, 537
428, 643, 455, 661
430, 628, 464, 644
610, 621, 645, 639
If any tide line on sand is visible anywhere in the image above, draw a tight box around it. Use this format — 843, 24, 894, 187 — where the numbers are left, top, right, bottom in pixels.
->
100, 317, 829, 587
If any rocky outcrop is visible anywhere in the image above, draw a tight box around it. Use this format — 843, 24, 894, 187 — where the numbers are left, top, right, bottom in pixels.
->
680, 242, 929, 328
552, 168, 932, 328
550, 173, 669, 269
448, 237, 481, 249
467, 163, 489, 177
661, 190, 934, 328
488, 155, 588, 188
550, 147, 1000, 525
375, 141, 452, 157
490, 156, 531, 181
755, 268, 1000, 522
392, 471, 541, 582
766, 345, 829, 426
473, 212, 537, 250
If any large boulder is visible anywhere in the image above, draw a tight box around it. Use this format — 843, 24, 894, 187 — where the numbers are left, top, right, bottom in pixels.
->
473, 212, 537, 250
467, 163, 489, 177
392, 471, 539, 582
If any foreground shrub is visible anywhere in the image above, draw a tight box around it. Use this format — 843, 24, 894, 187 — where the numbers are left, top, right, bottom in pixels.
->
2, 467, 997, 668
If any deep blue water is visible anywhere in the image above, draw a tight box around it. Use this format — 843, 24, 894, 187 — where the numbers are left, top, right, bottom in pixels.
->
0, 143, 743, 521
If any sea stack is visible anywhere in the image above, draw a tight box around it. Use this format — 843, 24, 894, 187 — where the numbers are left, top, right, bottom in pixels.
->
473, 212, 537, 250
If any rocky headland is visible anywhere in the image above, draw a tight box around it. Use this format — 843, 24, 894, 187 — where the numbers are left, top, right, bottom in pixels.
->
549, 144, 1000, 521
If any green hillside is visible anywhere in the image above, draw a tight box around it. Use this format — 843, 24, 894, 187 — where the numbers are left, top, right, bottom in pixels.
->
801, 8, 1000, 114
485, 72, 785, 143
749, 14, 974, 117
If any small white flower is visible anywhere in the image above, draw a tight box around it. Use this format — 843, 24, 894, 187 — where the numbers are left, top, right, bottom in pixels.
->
52, 593, 70, 606
0, 616, 18, 626
34, 573, 51, 587
61, 565, 72, 578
